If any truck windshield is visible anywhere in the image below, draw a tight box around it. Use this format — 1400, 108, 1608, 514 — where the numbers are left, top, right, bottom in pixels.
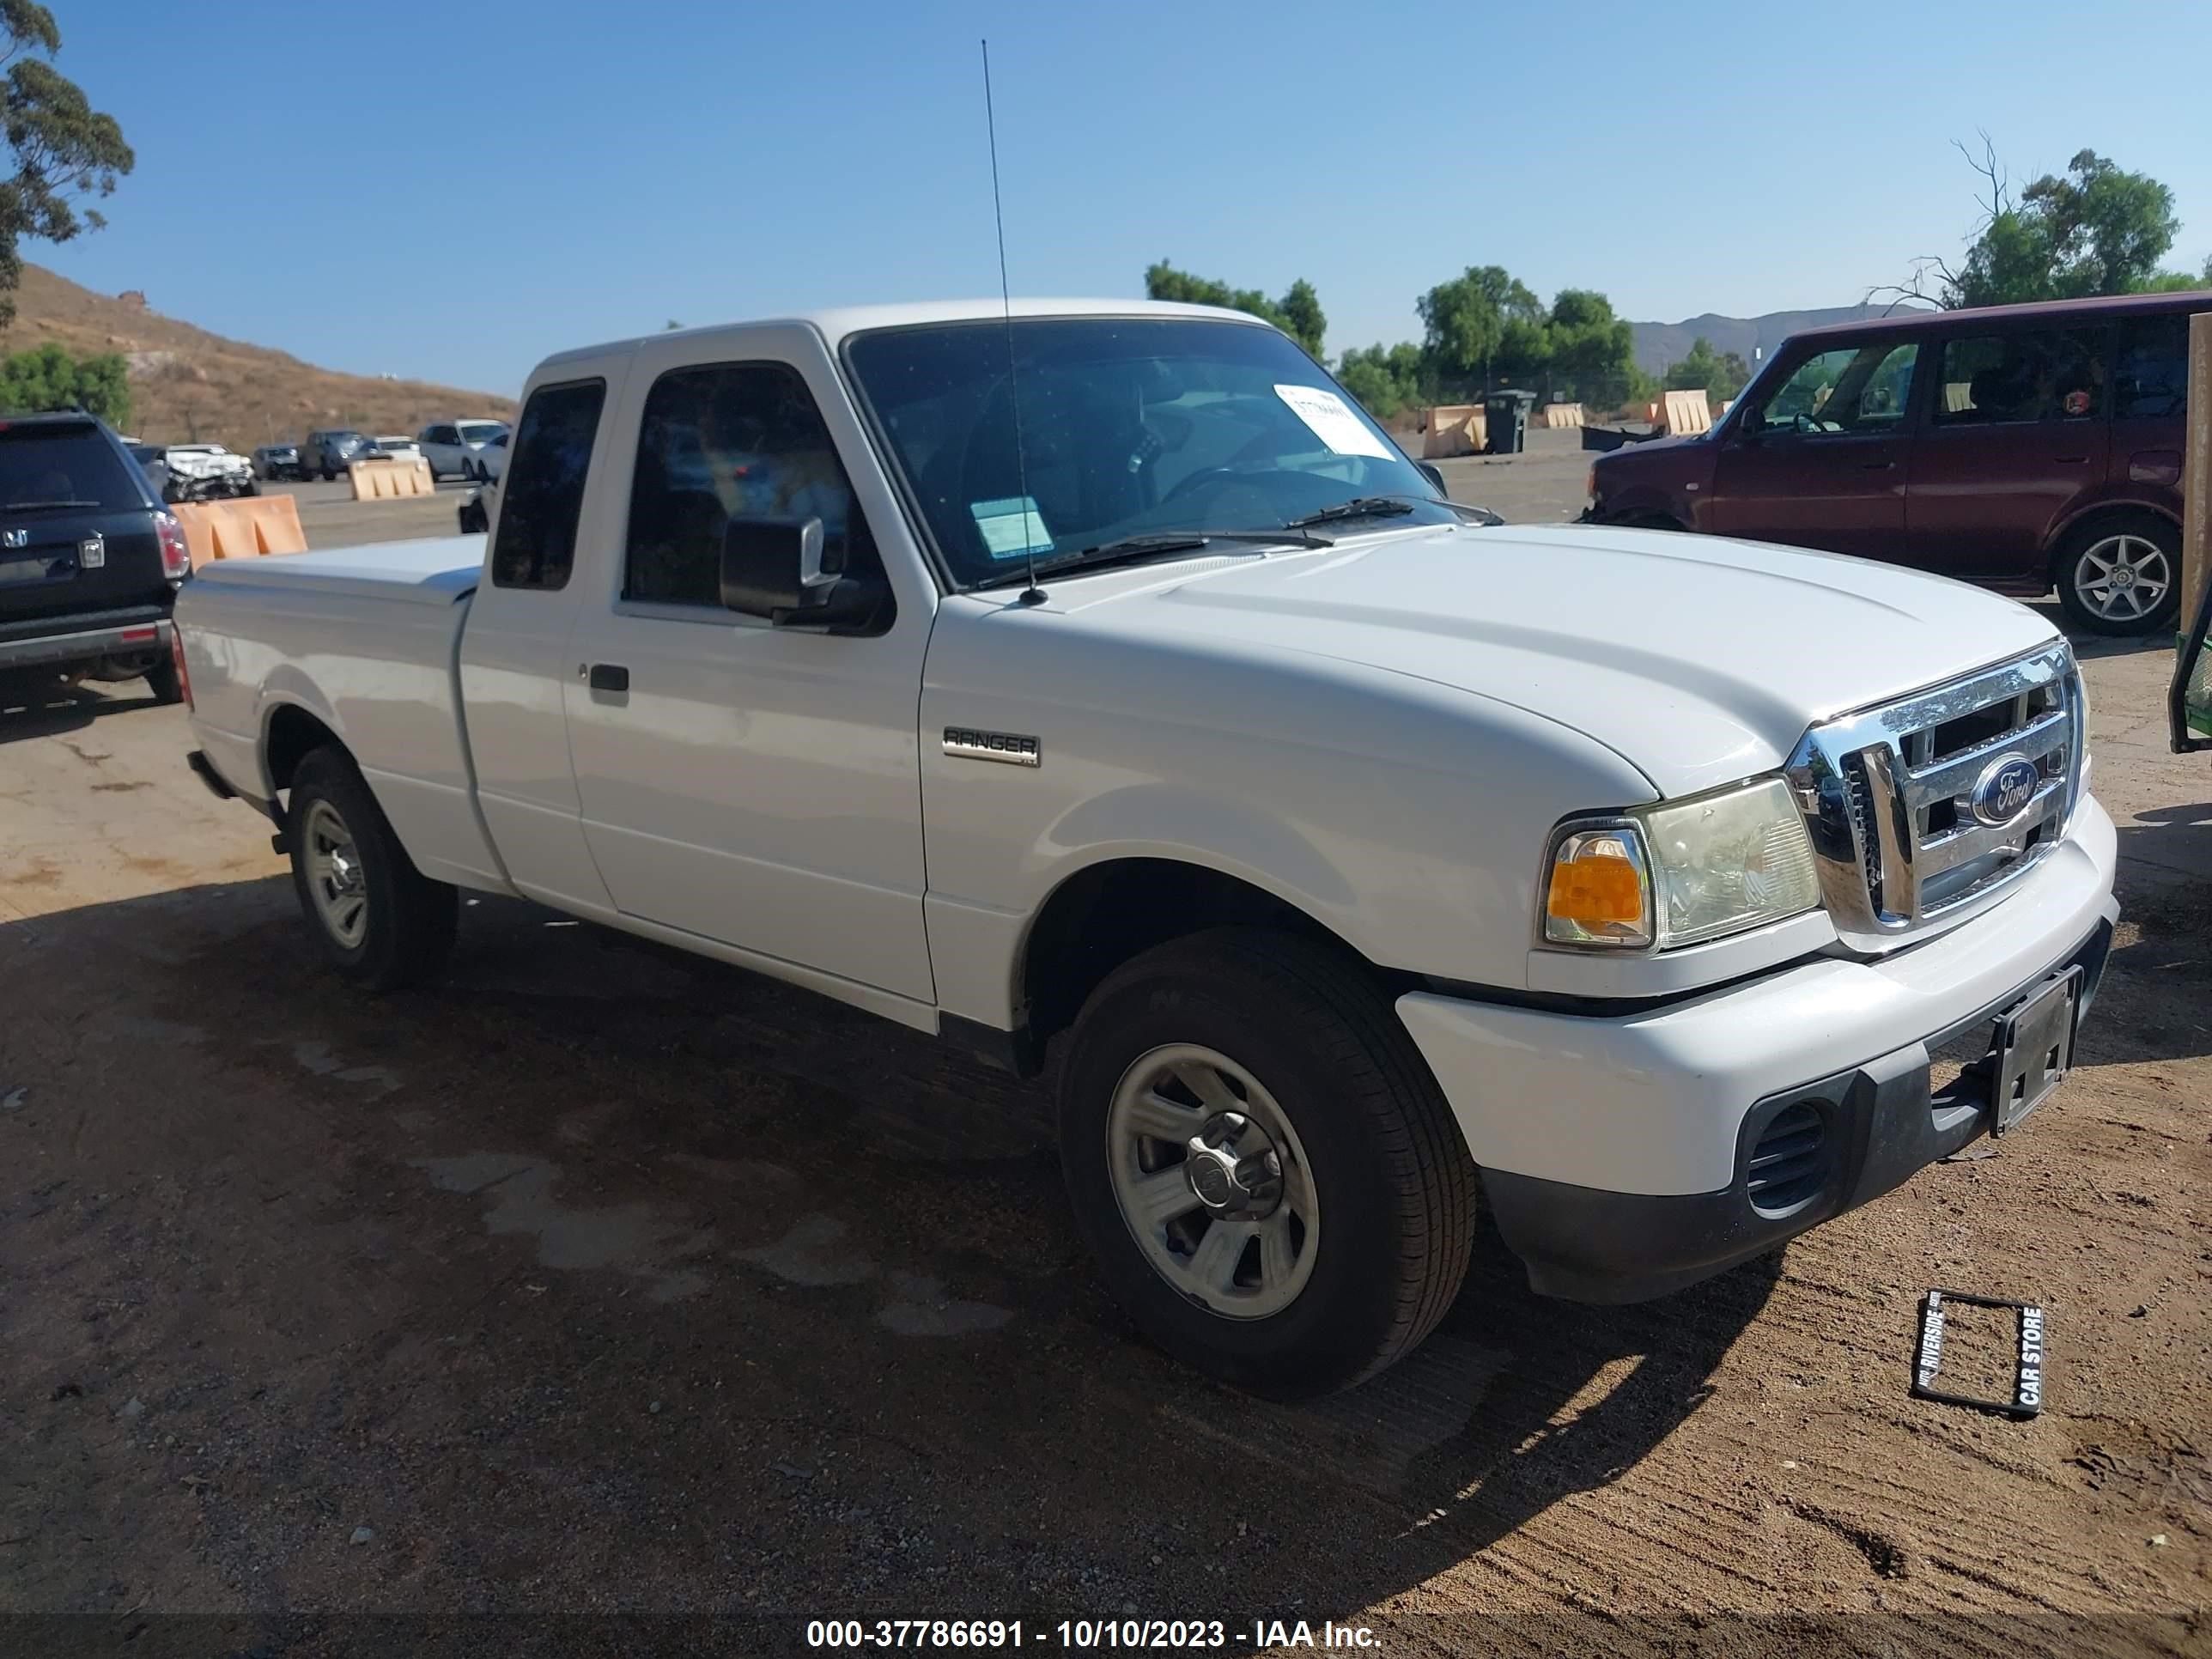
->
845, 318, 1447, 588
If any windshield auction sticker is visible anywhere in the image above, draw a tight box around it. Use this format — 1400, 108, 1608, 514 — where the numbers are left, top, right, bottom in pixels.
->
1273, 384, 1394, 460
971, 495, 1054, 560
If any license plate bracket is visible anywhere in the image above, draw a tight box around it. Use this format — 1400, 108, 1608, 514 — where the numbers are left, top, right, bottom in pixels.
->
1990, 966, 2082, 1134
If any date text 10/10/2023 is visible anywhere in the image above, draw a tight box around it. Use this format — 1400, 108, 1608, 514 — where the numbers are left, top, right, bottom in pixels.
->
805, 1619, 1382, 1650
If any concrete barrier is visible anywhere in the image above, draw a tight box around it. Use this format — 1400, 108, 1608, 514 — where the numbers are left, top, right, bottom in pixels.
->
173, 495, 309, 570
1659, 388, 1713, 435
1421, 404, 1488, 458
1538, 403, 1584, 429
349, 458, 436, 500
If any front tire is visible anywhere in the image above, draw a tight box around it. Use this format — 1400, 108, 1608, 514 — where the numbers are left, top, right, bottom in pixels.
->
1058, 927, 1475, 1398
285, 747, 458, 990
2055, 511, 2181, 635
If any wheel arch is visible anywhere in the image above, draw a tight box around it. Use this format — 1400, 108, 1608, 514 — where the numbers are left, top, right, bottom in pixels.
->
1012, 855, 1403, 1072
261, 696, 348, 799
2043, 498, 2182, 585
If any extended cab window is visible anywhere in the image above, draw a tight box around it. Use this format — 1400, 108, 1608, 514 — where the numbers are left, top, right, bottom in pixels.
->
1936, 329, 2107, 424
489, 379, 605, 590
2114, 315, 2187, 419
623, 362, 878, 609
1746, 341, 1918, 435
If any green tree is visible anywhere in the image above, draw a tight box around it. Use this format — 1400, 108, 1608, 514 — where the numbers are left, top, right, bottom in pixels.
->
1543, 288, 1645, 409
0, 3, 133, 331
1950, 146, 2179, 307
1662, 337, 1749, 399
1334, 341, 1425, 420
0, 339, 131, 426
1416, 265, 1546, 393
1275, 278, 1325, 358
1143, 261, 1325, 356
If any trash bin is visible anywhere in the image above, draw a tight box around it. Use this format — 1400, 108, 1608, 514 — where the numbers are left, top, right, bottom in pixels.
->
1484, 390, 1536, 456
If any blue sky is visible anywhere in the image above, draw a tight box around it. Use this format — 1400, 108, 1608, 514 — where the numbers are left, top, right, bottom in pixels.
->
35, 0, 2212, 396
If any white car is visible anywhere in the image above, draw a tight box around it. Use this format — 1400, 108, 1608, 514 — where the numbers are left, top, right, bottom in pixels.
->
415, 418, 509, 482
174, 298, 2118, 1397
162, 443, 255, 495
471, 428, 508, 483
366, 435, 425, 465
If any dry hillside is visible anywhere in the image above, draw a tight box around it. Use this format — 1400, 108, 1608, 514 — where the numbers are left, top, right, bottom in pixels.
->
0, 263, 514, 447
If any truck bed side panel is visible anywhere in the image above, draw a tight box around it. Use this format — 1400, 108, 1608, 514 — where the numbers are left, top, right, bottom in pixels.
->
179, 547, 507, 891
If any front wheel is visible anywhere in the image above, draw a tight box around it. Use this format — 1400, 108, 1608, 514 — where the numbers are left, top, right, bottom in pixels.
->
2056, 512, 2181, 635
285, 746, 458, 989
1058, 928, 1475, 1398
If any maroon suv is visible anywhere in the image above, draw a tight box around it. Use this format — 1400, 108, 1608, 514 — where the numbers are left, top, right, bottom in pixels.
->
1587, 291, 2199, 635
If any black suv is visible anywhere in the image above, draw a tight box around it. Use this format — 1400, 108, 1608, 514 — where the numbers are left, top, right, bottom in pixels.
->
304, 428, 368, 480
0, 413, 193, 705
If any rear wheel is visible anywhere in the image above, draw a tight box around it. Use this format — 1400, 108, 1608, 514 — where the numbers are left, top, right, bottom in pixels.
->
1057, 927, 1475, 1398
2056, 511, 2181, 635
285, 746, 458, 989
142, 654, 182, 705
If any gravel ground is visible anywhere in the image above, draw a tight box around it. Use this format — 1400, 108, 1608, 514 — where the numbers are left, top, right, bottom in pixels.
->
0, 467, 2206, 1655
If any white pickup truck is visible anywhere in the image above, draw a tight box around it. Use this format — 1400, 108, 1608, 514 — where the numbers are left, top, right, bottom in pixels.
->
176, 299, 2118, 1395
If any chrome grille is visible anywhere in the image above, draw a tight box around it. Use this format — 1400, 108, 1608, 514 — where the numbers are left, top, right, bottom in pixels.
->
1785, 642, 2082, 950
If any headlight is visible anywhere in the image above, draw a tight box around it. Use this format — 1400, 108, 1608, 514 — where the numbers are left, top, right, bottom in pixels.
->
1543, 776, 1820, 951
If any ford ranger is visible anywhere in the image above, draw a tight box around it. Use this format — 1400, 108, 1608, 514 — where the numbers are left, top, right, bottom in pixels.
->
175, 300, 2118, 1396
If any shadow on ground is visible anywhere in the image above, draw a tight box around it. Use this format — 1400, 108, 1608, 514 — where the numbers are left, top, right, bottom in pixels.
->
0, 878, 1774, 1644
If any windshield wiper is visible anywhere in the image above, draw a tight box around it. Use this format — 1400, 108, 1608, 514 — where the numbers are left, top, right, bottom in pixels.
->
1281, 496, 1421, 531
2, 499, 103, 513
974, 527, 1332, 589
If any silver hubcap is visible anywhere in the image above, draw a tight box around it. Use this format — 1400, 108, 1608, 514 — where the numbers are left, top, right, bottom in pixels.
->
2075, 534, 2171, 622
302, 798, 368, 949
1105, 1043, 1319, 1320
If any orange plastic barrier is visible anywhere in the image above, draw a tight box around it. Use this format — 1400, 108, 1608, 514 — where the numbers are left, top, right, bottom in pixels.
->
1659, 388, 1713, 435
173, 495, 309, 570
1538, 403, 1585, 428
1420, 404, 1488, 458
349, 458, 435, 500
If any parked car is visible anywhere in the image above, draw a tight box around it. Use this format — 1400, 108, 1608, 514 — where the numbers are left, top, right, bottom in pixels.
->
471, 428, 508, 483
1586, 289, 2203, 635
178, 299, 2115, 1397
304, 428, 369, 481
416, 418, 510, 482
0, 412, 193, 703
163, 443, 256, 498
123, 439, 170, 499
252, 443, 303, 482
362, 435, 425, 465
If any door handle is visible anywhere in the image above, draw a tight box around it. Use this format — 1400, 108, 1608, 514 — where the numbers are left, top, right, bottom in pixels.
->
1858, 459, 1896, 471
2053, 455, 2088, 465
586, 663, 629, 693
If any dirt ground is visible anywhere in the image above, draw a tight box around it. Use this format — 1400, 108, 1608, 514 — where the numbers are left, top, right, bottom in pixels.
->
2, 497, 2208, 1653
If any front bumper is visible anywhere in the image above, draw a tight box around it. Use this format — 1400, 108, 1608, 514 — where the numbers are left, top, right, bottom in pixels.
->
0, 613, 171, 673
1397, 796, 2120, 1302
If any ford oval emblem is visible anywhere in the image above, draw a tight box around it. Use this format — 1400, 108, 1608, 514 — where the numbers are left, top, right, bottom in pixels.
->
1970, 753, 2040, 827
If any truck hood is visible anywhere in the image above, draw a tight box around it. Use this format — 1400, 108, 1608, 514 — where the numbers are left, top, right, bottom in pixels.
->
1048, 520, 2059, 799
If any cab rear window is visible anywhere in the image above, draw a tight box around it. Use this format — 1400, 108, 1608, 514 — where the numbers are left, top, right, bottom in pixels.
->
0, 423, 143, 510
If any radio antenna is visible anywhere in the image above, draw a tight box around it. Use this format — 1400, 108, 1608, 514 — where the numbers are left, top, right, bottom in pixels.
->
981, 38, 1043, 605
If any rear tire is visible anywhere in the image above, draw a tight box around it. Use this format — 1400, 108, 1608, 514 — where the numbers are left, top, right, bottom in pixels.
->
143, 654, 183, 705
1057, 927, 1475, 1398
285, 746, 458, 990
2054, 511, 2181, 636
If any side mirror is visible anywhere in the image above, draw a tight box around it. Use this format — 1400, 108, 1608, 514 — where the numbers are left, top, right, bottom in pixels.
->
720, 515, 886, 631
1416, 459, 1449, 497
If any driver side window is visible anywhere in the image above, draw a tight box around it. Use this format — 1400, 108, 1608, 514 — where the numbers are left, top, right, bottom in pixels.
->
1750, 342, 1919, 436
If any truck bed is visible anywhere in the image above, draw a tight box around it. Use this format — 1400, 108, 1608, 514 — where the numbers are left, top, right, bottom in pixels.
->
178, 536, 507, 892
